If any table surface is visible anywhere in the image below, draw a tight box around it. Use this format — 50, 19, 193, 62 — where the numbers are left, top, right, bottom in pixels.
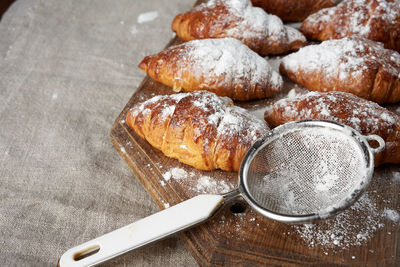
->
0, 0, 199, 266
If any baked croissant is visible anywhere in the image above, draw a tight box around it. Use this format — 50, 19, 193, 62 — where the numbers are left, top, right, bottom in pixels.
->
126, 91, 268, 171
251, 0, 339, 22
264, 90, 400, 165
139, 38, 283, 101
301, 0, 400, 51
171, 0, 307, 56
280, 37, 400, 104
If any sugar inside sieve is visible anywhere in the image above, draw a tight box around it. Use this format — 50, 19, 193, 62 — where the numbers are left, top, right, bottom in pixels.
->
239, 120, 385, 223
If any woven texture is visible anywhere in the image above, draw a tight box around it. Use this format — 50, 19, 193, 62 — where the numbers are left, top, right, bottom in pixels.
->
0, 0, 198, 266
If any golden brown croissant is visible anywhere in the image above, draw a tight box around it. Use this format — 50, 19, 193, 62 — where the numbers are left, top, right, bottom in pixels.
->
126, 91, 268, 171
171, 0, 307, 56
264, 90, 400, 165
280, 37, 400, 104
251, 0, 339, 22
139, 38, 283, 101
301, 0, 400, 51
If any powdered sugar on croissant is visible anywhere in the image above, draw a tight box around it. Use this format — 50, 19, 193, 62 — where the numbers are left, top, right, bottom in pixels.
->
139, 38, 283, 101
127, 91, 268, 171
301, 0, 400, 51
172, 0, 306, 55
264, 90, 400, 165
280, 37, 400, 104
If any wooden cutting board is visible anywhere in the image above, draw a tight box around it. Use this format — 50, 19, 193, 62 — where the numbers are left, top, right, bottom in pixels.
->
110, 3, 400, 266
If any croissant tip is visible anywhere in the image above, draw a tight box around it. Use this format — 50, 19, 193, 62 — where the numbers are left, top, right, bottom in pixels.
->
171, 14, 182, 31
138, 57, 149, 71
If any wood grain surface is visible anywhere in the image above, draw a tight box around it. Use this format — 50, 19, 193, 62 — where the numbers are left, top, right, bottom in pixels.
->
110, 2, 400, 266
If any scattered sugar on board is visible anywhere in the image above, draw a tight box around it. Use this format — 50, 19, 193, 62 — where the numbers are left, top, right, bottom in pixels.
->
392, 172, 400, 182
196, 176, 233, 194
162, 167, 187, 181
137, 11, 158, 24
161, 200, 170, 209
162, 167, 234, 194
383, 209, 400, 222
294, 193, 385, 249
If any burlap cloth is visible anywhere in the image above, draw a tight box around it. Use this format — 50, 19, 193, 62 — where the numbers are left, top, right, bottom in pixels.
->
0, 0, 198, 266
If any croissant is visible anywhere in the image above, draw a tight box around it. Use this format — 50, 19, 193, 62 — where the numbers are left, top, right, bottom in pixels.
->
264, 90, 400, 165
139, 38, 283, 101
279, 37, 400, 104
250, 0, 339, 22
126, 91, 269, 171
301, 0, 400, 51
171, 0, 306, 56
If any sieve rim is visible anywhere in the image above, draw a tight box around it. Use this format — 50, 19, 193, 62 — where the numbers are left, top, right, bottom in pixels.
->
238, 120, 375, 223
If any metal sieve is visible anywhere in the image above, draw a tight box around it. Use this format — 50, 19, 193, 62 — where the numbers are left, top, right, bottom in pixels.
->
60, 120, 384, 267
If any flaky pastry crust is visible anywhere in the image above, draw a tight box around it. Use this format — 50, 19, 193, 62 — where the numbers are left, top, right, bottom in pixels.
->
171, 0, 306, 56
280, 37, 400, 104
301, 0, 400, 51
264, 90, 400, 165
139, 38, 282, 101
127, 91, 268, 171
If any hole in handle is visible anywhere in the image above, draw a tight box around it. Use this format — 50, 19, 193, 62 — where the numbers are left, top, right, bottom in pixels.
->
365, 134, 385, 154
73, 245, 100, 261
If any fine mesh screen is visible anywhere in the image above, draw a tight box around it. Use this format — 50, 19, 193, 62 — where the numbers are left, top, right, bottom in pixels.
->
246, 126, 367, 216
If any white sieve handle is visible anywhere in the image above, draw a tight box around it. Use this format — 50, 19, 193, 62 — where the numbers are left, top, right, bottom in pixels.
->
59, 195, 224, 267
364, 134, 385, 154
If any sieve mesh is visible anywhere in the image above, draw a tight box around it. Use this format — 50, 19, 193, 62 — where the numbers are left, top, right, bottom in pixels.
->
245, 126, 368, 216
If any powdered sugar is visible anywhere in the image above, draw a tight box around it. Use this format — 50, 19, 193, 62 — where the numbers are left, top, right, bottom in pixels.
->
294, 193, 385, 248
217, 106, 268, 147
383, 209, 400, 222
393, 172, 400, 182
281, 37, 400, 84
271, 91, 398, 135
183, 38, 282, 91
137, 11, 159, 24
271, 92, 399, 138
195, 0, 305, 46
131, 91, 268, 153
162, 167, 235, 194
196, 176, 234, 194
304, 0, 400, 40
382, 209, 400, 222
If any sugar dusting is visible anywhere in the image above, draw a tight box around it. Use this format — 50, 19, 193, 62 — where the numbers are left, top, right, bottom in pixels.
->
162, 167, 187, 181
173, 38, 282, 93
281, 37, 400, 83
269, 90, 398, 135
304, 0, 400, 40
162, 167, 235, 194
294, 193, 385, 248
383, 209, 400, 222
257, 127, 367, 216
194, 0, 305, 47
130, 91, 269, 161
137, 11, 159, 24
